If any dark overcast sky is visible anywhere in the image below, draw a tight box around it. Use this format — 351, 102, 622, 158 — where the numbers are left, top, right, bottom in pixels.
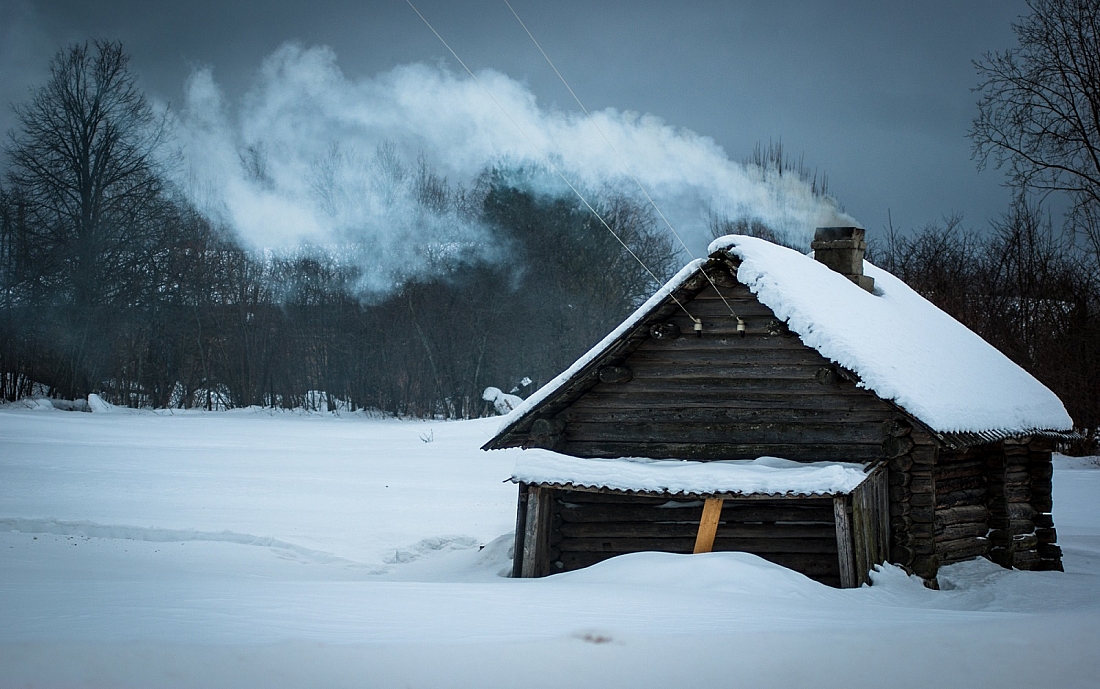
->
1, 0, 1030, 239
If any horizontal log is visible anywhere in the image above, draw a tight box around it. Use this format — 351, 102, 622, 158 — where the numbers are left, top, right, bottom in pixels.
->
1034, 513, 1054, 528
909, 492, 935, 507
910, 445, 937, 465
935, 475, 986, 494
691, 284, 755, 300
561, 440, 885, 462
883, 435, 915, 459
934, 461, 986, 480
559, 406, 892, 426
1035, 527, 1057, 543
909, 505, 935, 523
557, 536, 838, 554
937, 488, 987, 508
889, 471, 911, 487
937, 536, 990, 563
1037, 543, 1062, 559
1029, 463, 1054, 479
1006, 502, 1036, 521
1013, 534, 1039, 549
591, 377, 868, 396
628, 347, 829, 367
633, 335, 811, 353
557, 503, 835, 524
556, 521, 836, 540
936, 522, 989, 540
890, 456, 914, 472
575, 389, 892, 412
564, 420, 886, 446
626, 362, 835, 381
909, 477, 934, 493
1013, 549, 1042, 569
890, 485, 912, 502
686, 301, 776, 318
1008, 520, 1036, 536
935, 505, 990, 526
909, 522, 934, 539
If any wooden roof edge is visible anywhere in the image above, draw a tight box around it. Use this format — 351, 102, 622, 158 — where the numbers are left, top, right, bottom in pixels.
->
507, 479, 850, 500
933, 427, 1081, 450
481, 260, 720, 451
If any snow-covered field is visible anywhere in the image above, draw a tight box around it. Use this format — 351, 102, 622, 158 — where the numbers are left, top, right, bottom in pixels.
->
1, 406, 1099, 688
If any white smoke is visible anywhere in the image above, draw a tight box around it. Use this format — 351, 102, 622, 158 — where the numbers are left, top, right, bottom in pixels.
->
172, 42, 856, 292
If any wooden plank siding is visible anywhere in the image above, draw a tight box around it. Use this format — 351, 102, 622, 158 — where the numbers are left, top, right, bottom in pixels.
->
545, 278, 900, 463
851, 463, 890, 584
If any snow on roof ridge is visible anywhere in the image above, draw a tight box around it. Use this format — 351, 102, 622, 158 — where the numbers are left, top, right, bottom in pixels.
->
512, 453, 870, 496
494, 235, 1072, 443
709, 234, 1073, 434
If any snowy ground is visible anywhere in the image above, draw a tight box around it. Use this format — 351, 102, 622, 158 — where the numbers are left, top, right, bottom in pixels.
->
1, 406, 1098, 688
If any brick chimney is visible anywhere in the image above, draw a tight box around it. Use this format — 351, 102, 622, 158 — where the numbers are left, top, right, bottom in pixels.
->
811, 227, 874, 293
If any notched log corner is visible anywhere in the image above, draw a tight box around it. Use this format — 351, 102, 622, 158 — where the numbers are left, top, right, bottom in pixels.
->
883, 418, 913, 438
815, 366, 839, 385
882, 435, 915, 459
526, 418, 566, 451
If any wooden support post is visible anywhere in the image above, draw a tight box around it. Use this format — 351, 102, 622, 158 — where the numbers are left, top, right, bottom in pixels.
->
693, 498, 725, 554
520, 485, 552, 577
511, 483, 528, 579
834, 495, 857, 588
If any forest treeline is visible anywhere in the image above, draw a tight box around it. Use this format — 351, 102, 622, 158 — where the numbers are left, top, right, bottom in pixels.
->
4, 2, 1100, 455
0, 42, 680, 417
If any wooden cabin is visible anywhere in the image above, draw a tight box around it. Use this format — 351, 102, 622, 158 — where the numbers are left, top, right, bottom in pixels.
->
483, 228, 1076, 586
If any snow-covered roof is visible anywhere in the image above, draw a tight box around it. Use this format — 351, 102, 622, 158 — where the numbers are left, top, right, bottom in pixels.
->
712, 235, 1073, 435
512, 452, 870, 496
492, 234, 1072, 446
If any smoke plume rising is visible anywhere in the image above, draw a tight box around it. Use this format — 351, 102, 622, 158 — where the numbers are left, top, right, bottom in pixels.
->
173, 42, 855, 293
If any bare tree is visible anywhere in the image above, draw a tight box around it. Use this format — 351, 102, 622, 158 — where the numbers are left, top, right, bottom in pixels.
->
971, 0, 1100, 249
5, 40, 169, 308
4, 41, 172, 398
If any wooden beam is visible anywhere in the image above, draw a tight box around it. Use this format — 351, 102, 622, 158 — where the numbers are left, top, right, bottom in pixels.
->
693, 498, 725, 553
520, 485, 552, 578
834, 495, 857, 588
511, 483, 528, 579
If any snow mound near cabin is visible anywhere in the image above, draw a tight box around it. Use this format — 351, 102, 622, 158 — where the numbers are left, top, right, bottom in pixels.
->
550, 551, 833, 596
710, 235, 1073, 435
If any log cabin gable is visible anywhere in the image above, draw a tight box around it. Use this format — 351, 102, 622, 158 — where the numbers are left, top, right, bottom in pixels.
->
485, 256, 909, 462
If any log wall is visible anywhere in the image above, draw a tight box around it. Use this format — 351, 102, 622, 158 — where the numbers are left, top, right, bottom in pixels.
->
556, 280, 899, 463
884, 419, 941, 580
987, 438, 1062, 571
934, 446, 993, 565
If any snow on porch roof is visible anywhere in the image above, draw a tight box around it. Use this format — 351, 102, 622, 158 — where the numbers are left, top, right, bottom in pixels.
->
713, 234, 1073, 435
512, 453, 870, 497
